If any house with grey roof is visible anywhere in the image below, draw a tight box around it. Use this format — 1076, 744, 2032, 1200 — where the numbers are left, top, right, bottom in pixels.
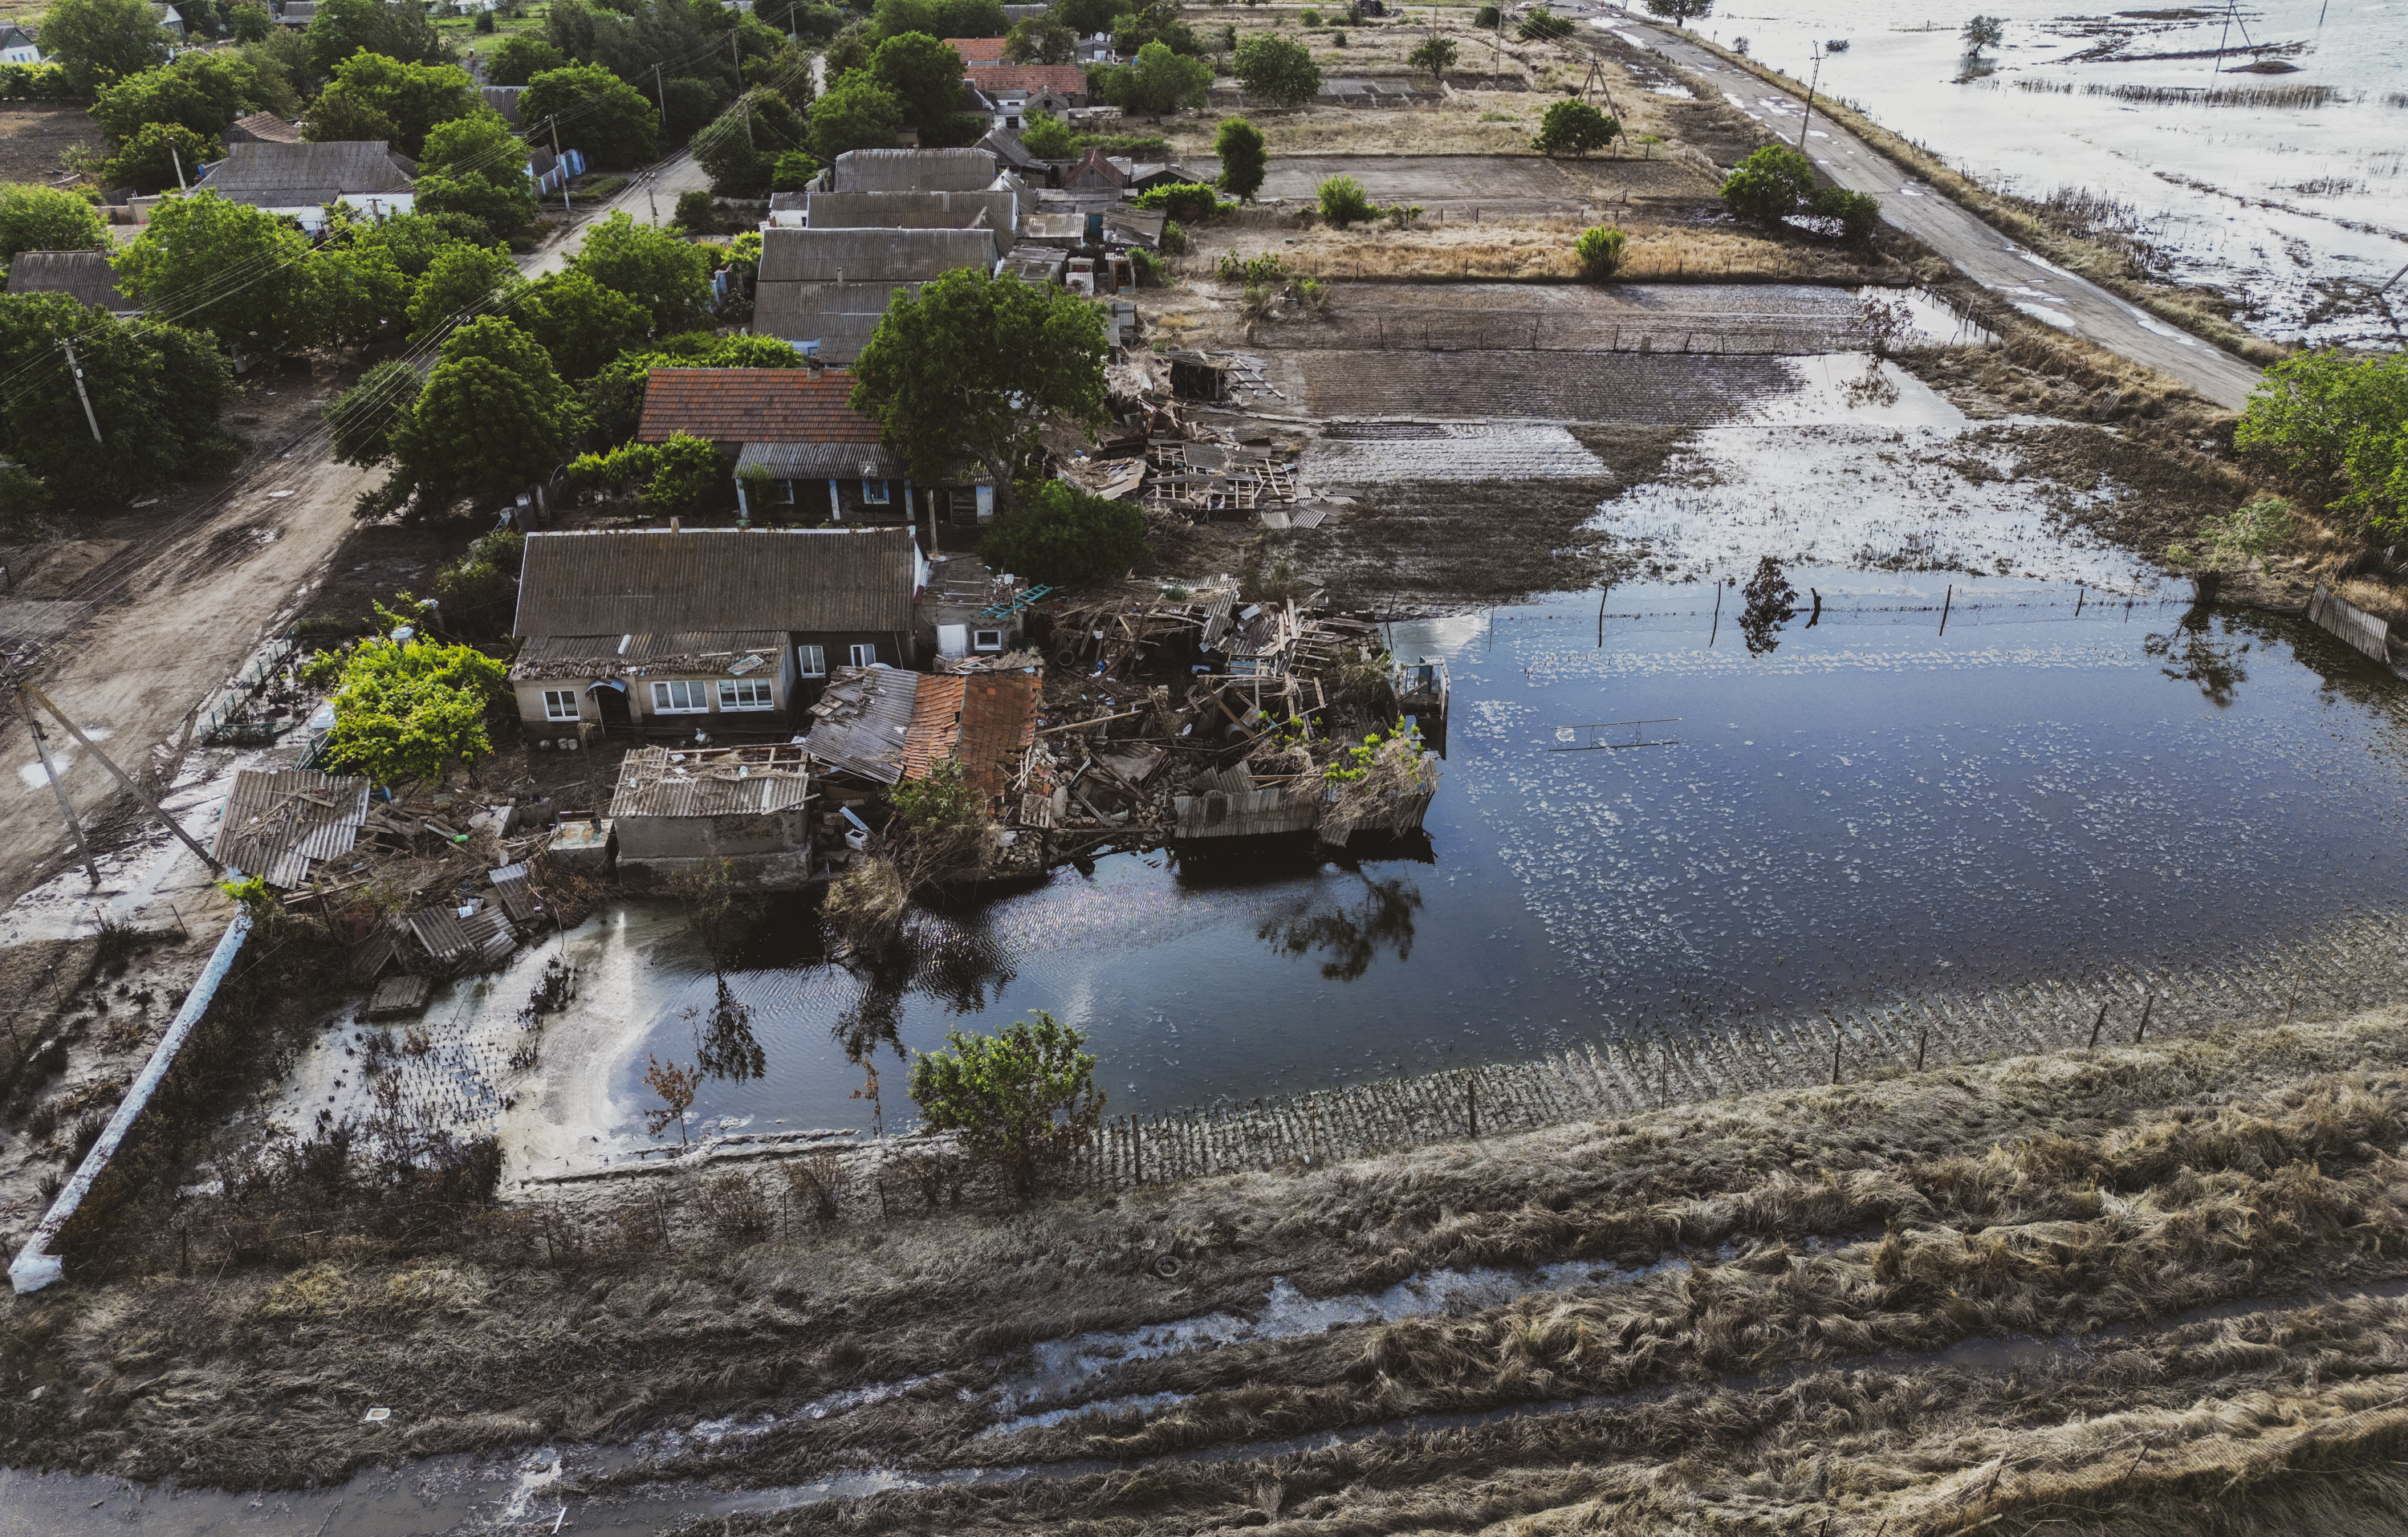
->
0, 23, 43, 63
802, 188, 1023, 253
196, 140, 417, 232
750, 226, 999, 364
224, 112, 304, 145
507, 527, 929, 735
5, 252, 139, 317
820, 147, 1003, 194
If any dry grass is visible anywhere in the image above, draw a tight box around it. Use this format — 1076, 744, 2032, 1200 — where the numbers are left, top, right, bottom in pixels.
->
1186, 214, 1900, 284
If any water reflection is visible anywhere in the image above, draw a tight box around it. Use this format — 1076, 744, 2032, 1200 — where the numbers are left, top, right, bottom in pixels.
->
1256, 872, 1426, 982
2144, 605, 2250, 707
1739, 557, 1800, 657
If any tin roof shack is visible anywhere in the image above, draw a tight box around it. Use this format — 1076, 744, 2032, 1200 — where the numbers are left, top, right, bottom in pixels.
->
510, 528, 926, 734
197, 140, 417, 232
609, 744, 816, 888
752, 226, 999, 365
637, 367, 939, 527
213, 768, 372, 887
5, 251, 139, 316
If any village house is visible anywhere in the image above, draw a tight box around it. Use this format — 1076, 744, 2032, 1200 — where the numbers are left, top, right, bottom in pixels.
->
751, 226, 999, 364
5, 251, 140, 317
817, 146, 1005, 194
945, 35, 1011, 65
196, 140, 416, 231
963, 62, 1089, 108
0, 24, 43, 64
801, 665, 1040, 815
222, 112, 303, 145
507, 527, 927, 739
800, 186, 1023, 252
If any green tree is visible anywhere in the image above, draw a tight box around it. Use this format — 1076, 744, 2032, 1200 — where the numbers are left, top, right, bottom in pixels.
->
413, 110, 538, 242
870, 31, 978, 144
306, 0, 452, 74
0, 185, 110, 268
1516, 10, 1572, 39
1575, 225, 1626, 279
1719, 143, 1818, 226
1316, 173, 1373, 226
35, 0, 171, 96
850, 266, 1109, 507
510, 269, 649, 380
2236, 352, 2408, 537
316, 612, 510, 785
407, 241, 518, 340
570, 211, 714, 332
89, 55, 253, 144
1532, 99, 1616, 156
771, 149, 819, 190
392, 348, 571, 498
113, 190, 320, 356
0, 293, 232, 492
694, 87, 807, 195
303, 88, 400, 147
1005, 12, 1075, 63
1020, 110, 1076, 160
307, 52, 479, 157
823, 19, 876, 76
1107, 39, 1213, 115
1961, 14, 2005, 53
230, 1, 274, 43
978, 478, 1149, 585
238, 32, 311, 116
1405, 34, 1457, 84
1233, 33, 1320, 106
1812, 185, 1881, 241
341, 208, 492, 281
102, 120, 218, 194
906, 1011, 1104, 1197
1641, 0, 1711, 22
659, 74, 723, 144
323, 357, 423, 466
522, 62, 660, 169
869, 0, 938, 37
482, 32, 566, 86
311, 237, 410, 346
1213, 116, 1267, 200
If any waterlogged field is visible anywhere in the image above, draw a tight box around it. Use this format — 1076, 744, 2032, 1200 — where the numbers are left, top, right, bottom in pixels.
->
391, 567, 2408, 1155
1607, 0, 2408, 343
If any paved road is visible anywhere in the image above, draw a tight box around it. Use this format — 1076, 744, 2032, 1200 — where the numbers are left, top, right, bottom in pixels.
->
1594, 18, 2264, 410
522, 149, 712, 277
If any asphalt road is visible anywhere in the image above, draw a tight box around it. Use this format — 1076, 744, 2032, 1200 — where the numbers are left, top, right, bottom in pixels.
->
1597, 18, 2265, 410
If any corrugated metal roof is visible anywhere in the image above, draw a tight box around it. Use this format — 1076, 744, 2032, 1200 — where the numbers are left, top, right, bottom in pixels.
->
609, 745, 813, 819
636, 368, 881, 445
825, 147, 1000, 193
750, 281, 909, 363
508, 629, 787, 680
513, 529, 917, 638
804, 189, 1019, 250
5, 251, 134, 314
480, 86, 523, 124
758, 225, 998, 283
404, 902, 516, 968
801, 665, 921, 785
213, 768, 371, 888
981, 127, 1043, 169
734, 441, 901, 478
200, 140, 416, 202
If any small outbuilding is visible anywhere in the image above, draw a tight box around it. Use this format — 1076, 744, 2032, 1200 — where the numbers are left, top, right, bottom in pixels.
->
608, 743, 816, 886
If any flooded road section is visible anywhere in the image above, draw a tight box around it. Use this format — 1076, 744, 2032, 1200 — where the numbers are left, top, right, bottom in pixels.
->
323, 566, 2408, 1159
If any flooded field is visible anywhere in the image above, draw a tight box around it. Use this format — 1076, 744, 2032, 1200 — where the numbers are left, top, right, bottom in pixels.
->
1611, 0, 2408, 344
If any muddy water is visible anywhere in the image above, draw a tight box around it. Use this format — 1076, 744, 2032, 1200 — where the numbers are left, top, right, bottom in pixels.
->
559, 566, 2408, 1144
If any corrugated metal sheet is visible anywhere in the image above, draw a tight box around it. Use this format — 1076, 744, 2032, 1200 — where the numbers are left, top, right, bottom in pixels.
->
509, 630, 786, 681
750, 282, 906, 364
403, 902, 516, 970
513, 529, 916, 637
608, 746, 814, 819
735, 441, 901, 478
825, 148, 1000, 193
802, 666, 921, 785
213, 769, 371, 888
200, 140, 415, 202
803, 190, 1019, 251
2308, 581, 2394, 664
758, 225, 998, 283
6, 252, 136, 313
487, 863, 540, 926
1173, 786, 1321, 840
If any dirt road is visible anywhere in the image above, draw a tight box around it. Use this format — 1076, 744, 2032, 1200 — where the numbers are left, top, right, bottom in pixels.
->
522, 149, 710, 278
1599, 18, 2265, 410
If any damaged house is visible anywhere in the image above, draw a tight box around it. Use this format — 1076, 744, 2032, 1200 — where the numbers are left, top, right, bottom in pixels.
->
608, 743, 815, 887
508, 527, 927, 738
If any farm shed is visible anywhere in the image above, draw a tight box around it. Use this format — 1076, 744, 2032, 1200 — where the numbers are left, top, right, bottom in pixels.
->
608, 744, 816, 887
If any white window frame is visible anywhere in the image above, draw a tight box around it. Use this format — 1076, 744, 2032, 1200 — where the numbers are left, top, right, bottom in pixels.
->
860, 478, 890, 505
541, 688, 580, 722
718, 678, 775, 711
649, 679, 711, 714
973, 628, 1004, 653
796, 644, 827, 677
848, 643, 878, 668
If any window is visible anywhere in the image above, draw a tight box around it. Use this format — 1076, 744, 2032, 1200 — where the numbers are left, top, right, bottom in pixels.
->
796, 644, 826, 677
718, 679, 774, 711
860, 479, 890, 505
974, 628, 1004, 653
848, 643, 878, 668
541, 689, 580, 722
649, 679, 710, 714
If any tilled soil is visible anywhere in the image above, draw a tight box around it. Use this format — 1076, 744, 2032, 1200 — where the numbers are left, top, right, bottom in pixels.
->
0, 105, 102, 185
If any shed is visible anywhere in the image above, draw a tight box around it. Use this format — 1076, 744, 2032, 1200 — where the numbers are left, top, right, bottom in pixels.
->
801, 665, 923, 786
213, 768, 372, 888
197, 140, 417, 231
1063, 146, 1126, 192
5, 251, 138, 316
822, 147, 1003, 193
608, 743, 816, 884
223, 111, 303, 144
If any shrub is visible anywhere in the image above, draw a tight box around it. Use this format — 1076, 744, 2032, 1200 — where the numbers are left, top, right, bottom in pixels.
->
1300, 6, 1322, 22
1812, 185, 1882, 241
1532, 99, 1617, 157
673, 188, 718, 233
315, 600, 509, 787
2166, 496, 2294, 574
905, 1011, 1104, 1197
1517, 10, 1573, 40
1316, 173, 1375, 227
1575, 226, 1627, 279
1021, 110, 1078, 159
1214, 115, 1268, 200
1130, 246, 1166, 286
1216, 249, 1286, 284
2235, 352, 2408, 537
979, 478, 1149, 586
1160, 218, 1189, 255
1474, 2, 1500, 24
1720, 143, 1818, 226
1133, 181, 1228, 222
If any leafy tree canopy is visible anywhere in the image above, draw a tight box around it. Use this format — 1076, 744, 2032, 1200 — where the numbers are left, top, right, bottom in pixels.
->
1020, 110, 1077, 159
89, 52, 267, 145
659, 74, 725, 144
1214, 115, 1267, 200
1719, 143, 1819, 226
850, 266, 1110, 504
413, 110, 539, 242
1532, 98, 1617, 157
482, 32, 567, 87
809, 72, 904, 161
323, 356, 422, 466
315, 604, 510, 786
1233, 33, 1320, 107
35, 0, 171, 96
392, 348, 572, 499
113, 190, 319, 355
1006, 12, 1076, 62
906, 1012, 1104, 1197
0, 183, 110, 267
308, 51, 479, 157
1405, 34, 1457, 83
979, 478, 1150, 586
230, 2, 275, 43
694, 86, 807, 195
0, 293, 232, 493
569, 211, 714, 333
2236, 352, 2408, 539
406, 240, 518, 340
868, 31, 978, 143
1640, 0, 1711, 22
523, 61, 661, 169
1103, 39, 1212, 115
510, 269, 650, 380
305, 0, 453, 75
311, 237, 410, 347
870, 0, 1006, 38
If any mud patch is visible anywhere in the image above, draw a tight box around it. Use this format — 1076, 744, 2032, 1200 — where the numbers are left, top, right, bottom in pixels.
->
1286, 350, 1792, 425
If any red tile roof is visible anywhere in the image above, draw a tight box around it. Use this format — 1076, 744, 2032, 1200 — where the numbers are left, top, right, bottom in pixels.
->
966, 63, 1090, 97
945, 35, 1010, 63
901, 672, 1041, 804
637, 368, 882, 446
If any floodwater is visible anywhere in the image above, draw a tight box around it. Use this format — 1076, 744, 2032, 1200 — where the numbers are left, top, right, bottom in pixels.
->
1607, 0, 2408, 344
560, 566, 2408, 1144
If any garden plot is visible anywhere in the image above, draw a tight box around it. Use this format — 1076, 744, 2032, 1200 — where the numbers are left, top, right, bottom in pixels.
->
1305, 423, 1609, 482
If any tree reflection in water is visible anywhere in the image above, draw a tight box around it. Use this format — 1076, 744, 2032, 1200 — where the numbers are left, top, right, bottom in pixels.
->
2144, 606, 2250, 708
827, 908, 1019, 1129
1256, 872, 1425, 982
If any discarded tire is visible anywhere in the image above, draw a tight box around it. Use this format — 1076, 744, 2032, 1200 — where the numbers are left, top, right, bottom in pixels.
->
1151, 1253, 1184, 1279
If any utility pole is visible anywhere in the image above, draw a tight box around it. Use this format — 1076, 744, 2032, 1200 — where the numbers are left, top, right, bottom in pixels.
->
19, 697, 100, 888
549, 114, 571, 217
60, 342, 100, 445
169, 143, 187, 192
647, 173, 659, 224
1796, 42, 1822, 148
654, 61, 669, 130
787, 1, 798, 42
18, 677, 222, 874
